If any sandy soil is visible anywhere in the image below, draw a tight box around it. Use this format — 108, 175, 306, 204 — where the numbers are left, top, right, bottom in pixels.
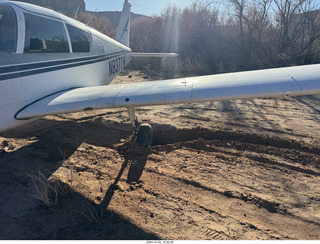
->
0, 70, 319, 240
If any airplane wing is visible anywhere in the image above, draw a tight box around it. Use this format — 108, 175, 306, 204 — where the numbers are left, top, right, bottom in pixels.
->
15, 64, 320, 120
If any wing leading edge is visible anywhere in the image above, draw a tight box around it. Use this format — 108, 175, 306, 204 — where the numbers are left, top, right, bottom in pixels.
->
15, 64, 320, 120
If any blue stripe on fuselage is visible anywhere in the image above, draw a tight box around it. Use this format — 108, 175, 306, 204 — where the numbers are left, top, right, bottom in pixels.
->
0, 51, 129, 81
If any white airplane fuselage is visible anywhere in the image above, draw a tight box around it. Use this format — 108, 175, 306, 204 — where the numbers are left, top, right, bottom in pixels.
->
0, 1, 131, 132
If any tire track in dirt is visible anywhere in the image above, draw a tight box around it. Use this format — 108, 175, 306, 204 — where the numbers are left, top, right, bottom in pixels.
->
103, 127, 320, 239
153, 128, 320, 155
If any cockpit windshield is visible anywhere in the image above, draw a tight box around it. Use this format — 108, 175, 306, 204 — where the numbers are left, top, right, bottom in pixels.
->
0, 3, 17, 53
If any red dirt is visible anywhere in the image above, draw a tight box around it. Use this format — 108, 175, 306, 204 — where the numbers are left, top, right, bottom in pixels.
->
0, 71, 319, 240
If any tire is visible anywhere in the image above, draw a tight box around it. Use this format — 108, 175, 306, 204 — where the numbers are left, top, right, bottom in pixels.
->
136, 123, 153, 147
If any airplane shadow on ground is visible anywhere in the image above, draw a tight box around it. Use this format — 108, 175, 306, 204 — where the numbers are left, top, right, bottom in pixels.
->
0, 116, 158, 240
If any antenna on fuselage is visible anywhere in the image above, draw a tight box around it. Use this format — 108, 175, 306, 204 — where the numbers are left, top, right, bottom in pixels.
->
87, 9, 97, 25
74, 6, 80, 19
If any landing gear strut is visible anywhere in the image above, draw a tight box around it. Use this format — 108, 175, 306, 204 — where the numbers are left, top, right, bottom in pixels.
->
127, 107, 153, 147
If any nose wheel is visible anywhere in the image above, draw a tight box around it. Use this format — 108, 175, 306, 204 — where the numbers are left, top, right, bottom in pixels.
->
127, 107, 153, 147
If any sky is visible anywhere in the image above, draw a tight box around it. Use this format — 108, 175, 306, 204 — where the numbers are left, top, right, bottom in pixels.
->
84, 0, 194, 16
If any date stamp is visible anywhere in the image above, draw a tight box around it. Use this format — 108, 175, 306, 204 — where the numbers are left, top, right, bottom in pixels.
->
147, 241, 174, 244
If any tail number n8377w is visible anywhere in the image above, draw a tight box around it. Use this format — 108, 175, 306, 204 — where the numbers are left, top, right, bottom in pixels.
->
109, 56, 125, 76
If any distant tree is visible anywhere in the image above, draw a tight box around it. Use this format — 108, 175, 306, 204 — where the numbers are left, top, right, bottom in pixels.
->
242, 0, 274, 68
77, 12, 115, 37
127, 0, 320, 74
273, 0, 320, 65
129, 16, 165, 71
179, 2, 225, 74
130, 16, 164, 53
229, 0, 247, 54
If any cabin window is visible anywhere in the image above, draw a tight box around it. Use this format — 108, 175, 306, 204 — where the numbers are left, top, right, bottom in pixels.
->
66, 24, 90, 52
24, 13, 69, 53
0, 3, 17, 53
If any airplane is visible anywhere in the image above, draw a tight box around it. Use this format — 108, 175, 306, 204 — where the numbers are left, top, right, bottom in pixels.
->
0, 0, 320, 147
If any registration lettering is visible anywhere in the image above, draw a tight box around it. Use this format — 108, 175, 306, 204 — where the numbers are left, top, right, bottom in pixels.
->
109, 56, 125, 76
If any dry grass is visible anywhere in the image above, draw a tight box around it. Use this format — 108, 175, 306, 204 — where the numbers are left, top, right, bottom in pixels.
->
80, 203, 104, 232
28, 166, 69, 207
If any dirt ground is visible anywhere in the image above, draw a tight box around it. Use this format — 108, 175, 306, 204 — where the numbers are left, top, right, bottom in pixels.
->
0, 70, 319, 240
